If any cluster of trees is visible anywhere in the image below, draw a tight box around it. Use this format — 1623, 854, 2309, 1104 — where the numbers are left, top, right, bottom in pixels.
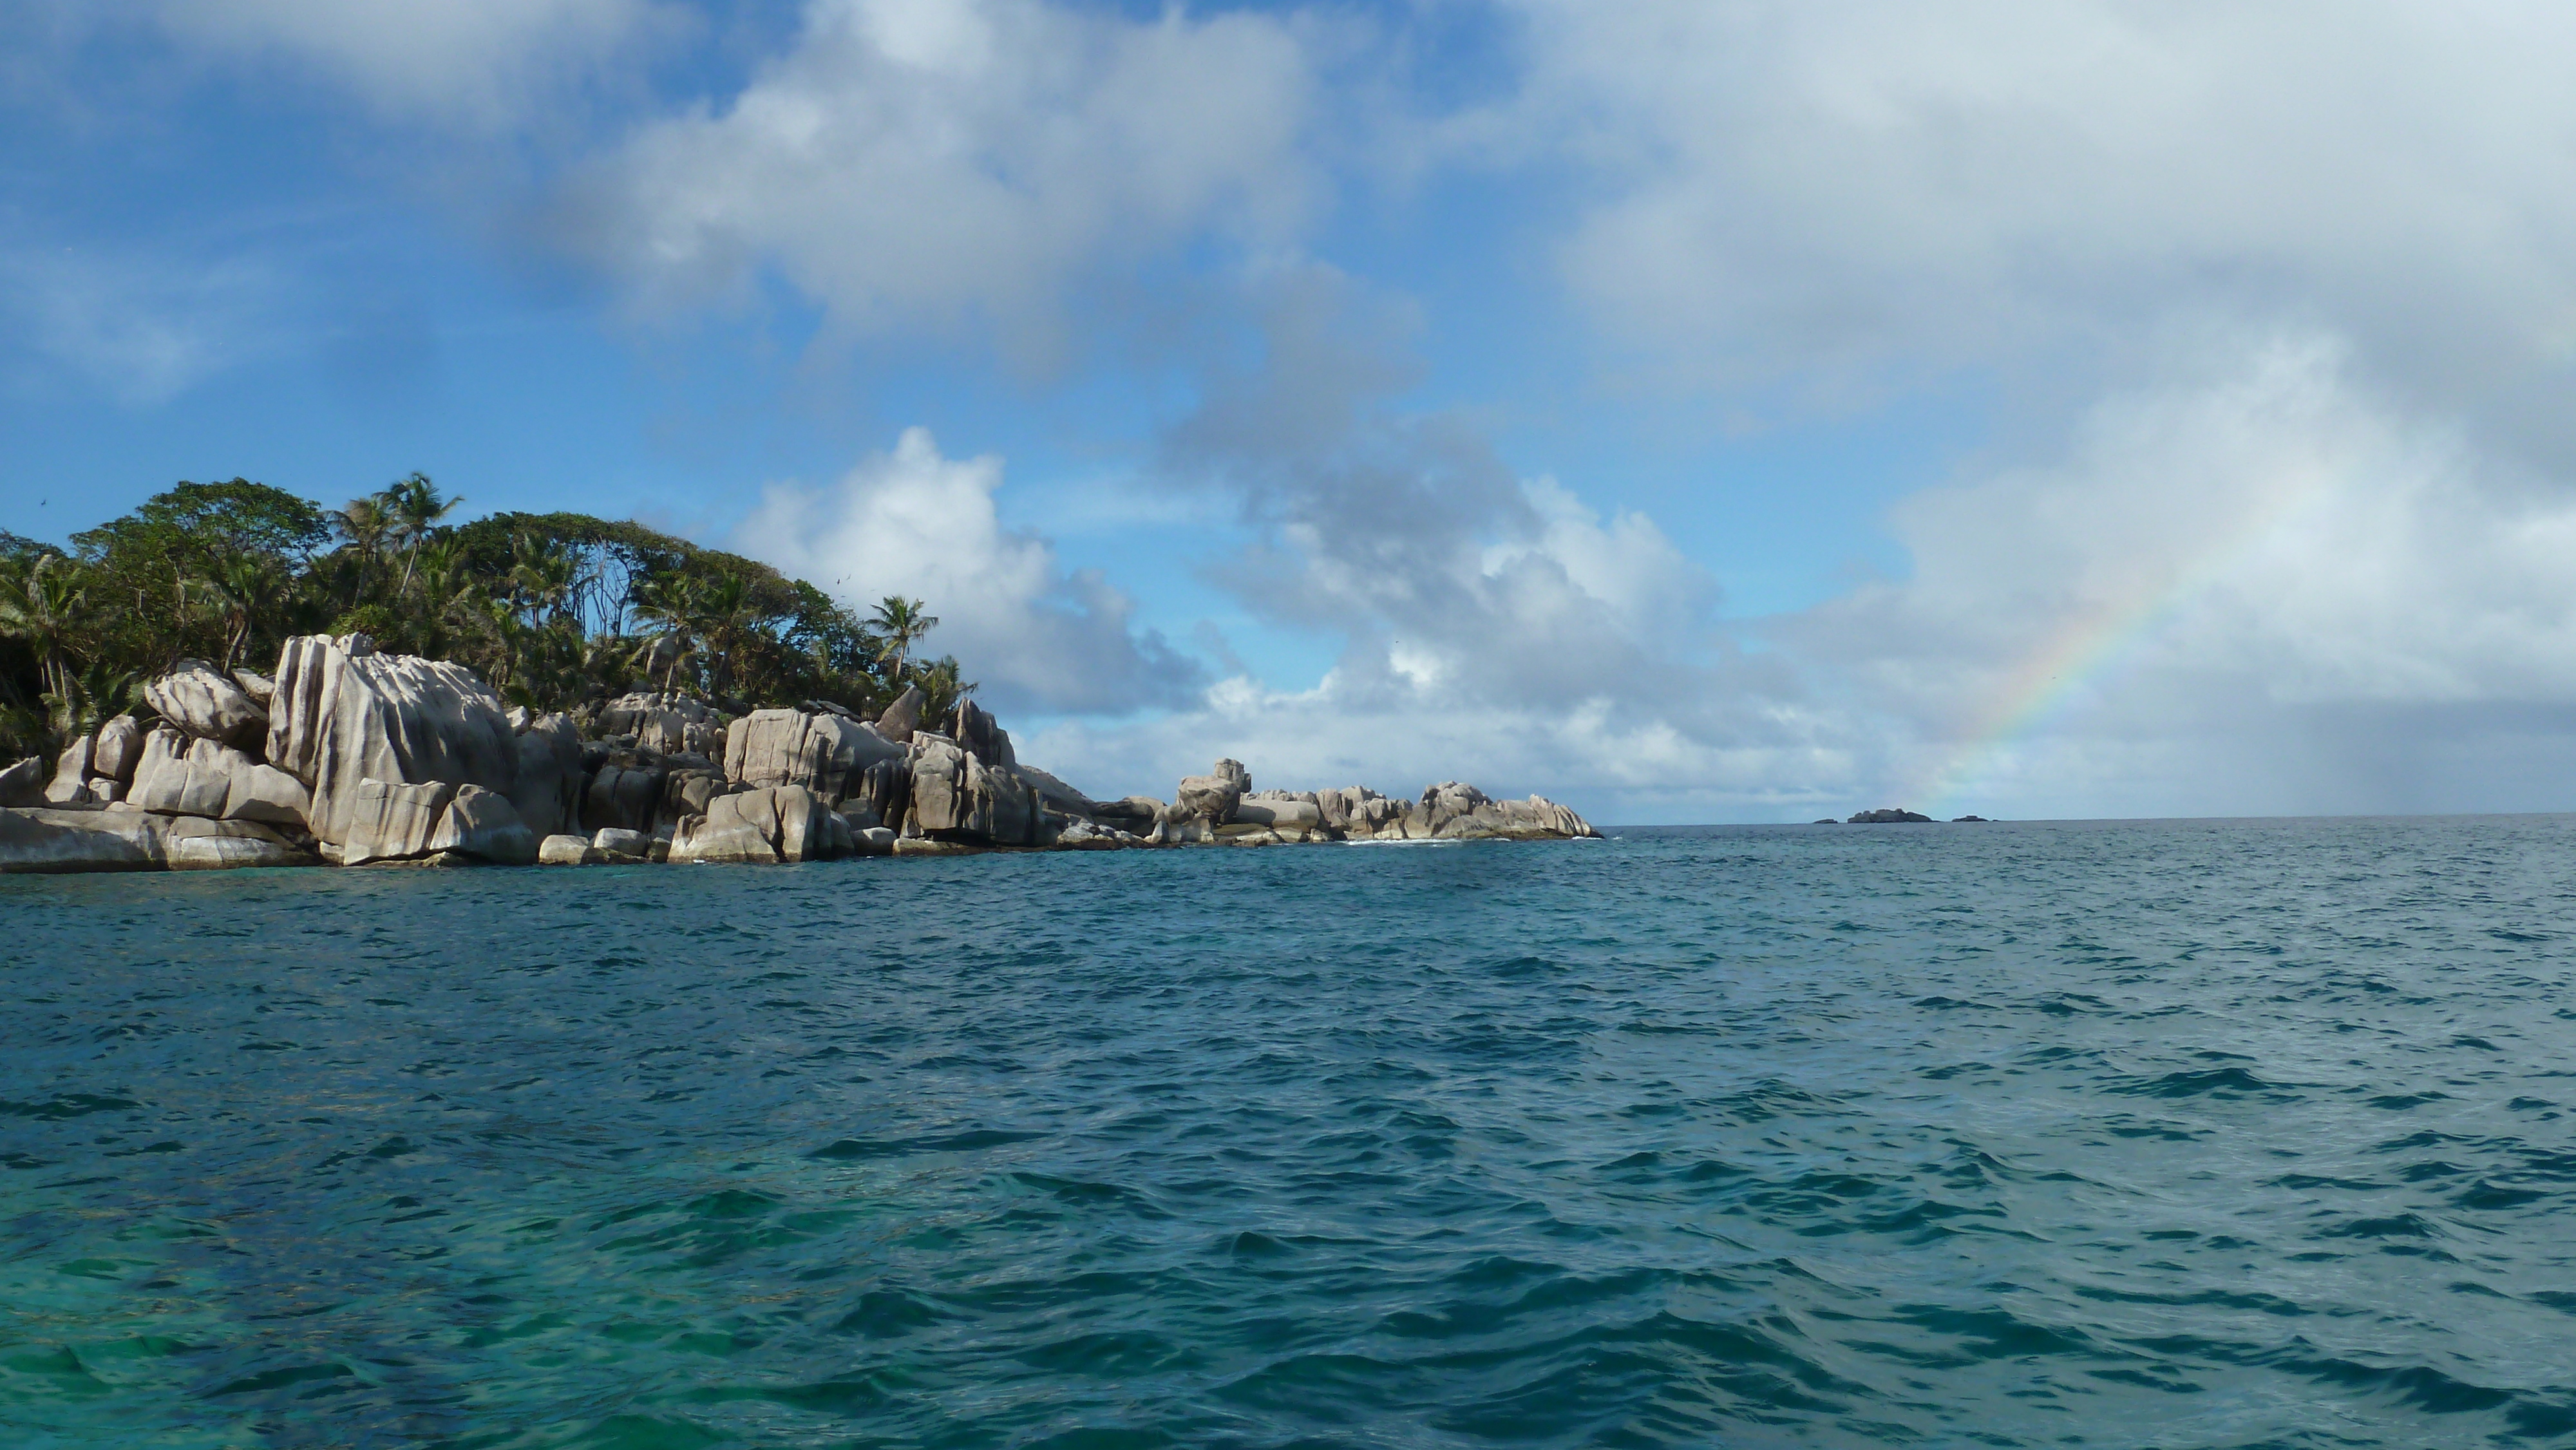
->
0, 475, 973, 760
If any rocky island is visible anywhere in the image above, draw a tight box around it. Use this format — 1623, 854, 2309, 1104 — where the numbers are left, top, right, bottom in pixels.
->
0, 636, 1597, 874
0, 480, 1594, 874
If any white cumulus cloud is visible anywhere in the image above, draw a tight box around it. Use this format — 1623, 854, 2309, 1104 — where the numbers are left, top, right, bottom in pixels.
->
732, 426, 1203, 716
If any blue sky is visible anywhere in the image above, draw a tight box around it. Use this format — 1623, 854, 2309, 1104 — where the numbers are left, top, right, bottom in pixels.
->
10, 1, 2576, 822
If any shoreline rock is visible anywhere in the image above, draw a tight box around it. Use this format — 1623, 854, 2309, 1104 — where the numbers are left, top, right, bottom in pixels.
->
2, 641, 1600, 874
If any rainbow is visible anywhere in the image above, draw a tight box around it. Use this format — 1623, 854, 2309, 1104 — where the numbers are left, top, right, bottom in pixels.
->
1908, 457, 2344, 818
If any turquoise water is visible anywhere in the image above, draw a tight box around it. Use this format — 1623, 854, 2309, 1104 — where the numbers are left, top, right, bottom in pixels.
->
5, 818, 2576, 1447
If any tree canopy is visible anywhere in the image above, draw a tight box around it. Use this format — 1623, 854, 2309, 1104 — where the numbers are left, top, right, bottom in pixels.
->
0, 476, 974, 760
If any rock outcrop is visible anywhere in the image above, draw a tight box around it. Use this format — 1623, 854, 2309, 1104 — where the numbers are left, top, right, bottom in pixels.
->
1846, 807, 1932, 824
509, 713, 585, 839
596, 690, 724, 757
127, 728, 311, 828
269, 635, 519, 848
851, 757, 912, 834
145, 659, 268, 751
875, 685, 926, 744
589, 827, 653, 863
724, 707, 904, 805
903, 733, 1048, 847
44, 735, 95, 804
1137, 765, 1595, 845
585, 757, 666, 836
340, 780, 457, 866
670, 785, 843, 864
0, 757, 42, 809
1232, 797, 1321, 831
1173, 759, 1249, 827
11, 636, 1600, 873
948, 699, 1016, 771
424, 785, 540, 865
0, 806, 310, 873
93, 715, 147, 785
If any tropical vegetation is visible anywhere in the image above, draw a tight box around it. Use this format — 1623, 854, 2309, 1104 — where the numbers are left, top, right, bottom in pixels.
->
0, 476, 972, 760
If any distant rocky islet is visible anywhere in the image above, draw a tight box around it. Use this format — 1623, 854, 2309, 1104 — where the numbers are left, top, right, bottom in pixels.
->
0, 635, 1598, 874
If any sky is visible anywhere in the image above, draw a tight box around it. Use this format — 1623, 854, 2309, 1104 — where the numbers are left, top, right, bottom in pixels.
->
8, 1, 2576, 824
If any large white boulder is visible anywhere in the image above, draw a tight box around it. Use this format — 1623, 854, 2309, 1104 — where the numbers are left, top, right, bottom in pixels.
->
144, 659, 268, 751
0, 807, 308, 872
537, 833, 591, 865
907, 737, 1040, 846
669, 785, 830, 863
267, 636, 518, 848
1232, 798, 1321, 829
1014, 762, 1094, 817
339, 779, 456, 866
723, 708, 903, 805
43, 735, 94, 804
127, 727, 310, 827
164, 816, 308, 871
589, 827, 652, 862
1174, 758, 1249, 824
426, 784, 539, 865
91, 715, 147, 784
128, 728, 232, 817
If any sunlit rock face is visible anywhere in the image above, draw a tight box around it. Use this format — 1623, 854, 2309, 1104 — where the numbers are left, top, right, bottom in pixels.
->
267, 635, 518, 848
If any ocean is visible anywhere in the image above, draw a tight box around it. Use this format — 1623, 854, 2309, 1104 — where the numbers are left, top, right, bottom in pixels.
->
4, 816, 2575, 1447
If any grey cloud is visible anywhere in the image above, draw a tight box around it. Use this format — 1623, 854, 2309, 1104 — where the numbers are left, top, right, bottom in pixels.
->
1161, 268, 1745, 712
1504, 2, 2576, 451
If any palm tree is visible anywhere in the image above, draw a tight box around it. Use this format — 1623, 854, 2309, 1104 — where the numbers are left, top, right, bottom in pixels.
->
46, 659, 142, 745
383, 473, 463, 599
911, 654, 976, 723
201, 552, 281, 670
334, 494, 392, 599
630, 575, 705, 695
697, 572, 758, 697
508, 532, 581, 626
869, 596, 936, 679
0, 553, 92, 704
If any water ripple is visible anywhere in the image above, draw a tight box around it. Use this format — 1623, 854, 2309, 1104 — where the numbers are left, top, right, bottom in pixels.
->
5, 815, 2576, 1445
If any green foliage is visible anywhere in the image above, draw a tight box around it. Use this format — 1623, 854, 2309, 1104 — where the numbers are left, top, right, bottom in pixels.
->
64, 478, 330, 673
0, 474, 980, 760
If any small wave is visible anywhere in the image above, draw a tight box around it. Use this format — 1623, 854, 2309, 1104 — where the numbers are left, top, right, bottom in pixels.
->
2110, 1066, 2295, 1099
809, 1128, 1048, 1160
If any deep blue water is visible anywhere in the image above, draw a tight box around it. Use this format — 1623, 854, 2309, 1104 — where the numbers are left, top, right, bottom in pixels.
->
6, 817, 2576, 1448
